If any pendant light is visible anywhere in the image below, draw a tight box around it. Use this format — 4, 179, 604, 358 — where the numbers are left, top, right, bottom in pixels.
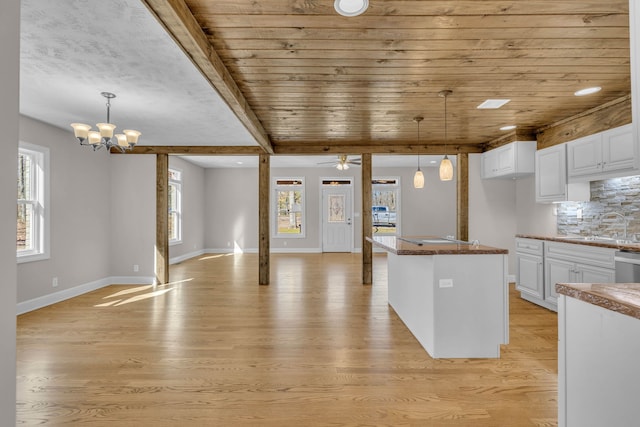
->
413, 116, 425, 189
439, 90, 454, 181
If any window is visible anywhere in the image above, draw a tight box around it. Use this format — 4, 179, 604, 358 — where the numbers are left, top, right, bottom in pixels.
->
274, 178, 305, 237
372, 177, 400, 236
17, 142, 49, 263
168, 168, 182, 244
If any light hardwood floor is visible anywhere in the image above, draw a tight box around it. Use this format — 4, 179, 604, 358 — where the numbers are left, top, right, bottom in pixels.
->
17, 253, 558, 426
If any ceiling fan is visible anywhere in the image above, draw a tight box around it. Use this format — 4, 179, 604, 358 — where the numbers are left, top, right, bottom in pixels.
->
317, 154, 362, 170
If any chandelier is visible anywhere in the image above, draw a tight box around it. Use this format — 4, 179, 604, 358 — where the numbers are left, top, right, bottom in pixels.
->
70, 92, 141, 153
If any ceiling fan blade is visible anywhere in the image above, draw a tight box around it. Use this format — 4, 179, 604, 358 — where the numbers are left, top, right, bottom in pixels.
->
317, 160, 338, 165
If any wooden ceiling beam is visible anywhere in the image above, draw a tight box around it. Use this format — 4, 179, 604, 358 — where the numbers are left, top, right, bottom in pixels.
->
111, 146, 265, 155
536, 95, 632, 149
271, 144, 483, 155
139, 0, 273, 154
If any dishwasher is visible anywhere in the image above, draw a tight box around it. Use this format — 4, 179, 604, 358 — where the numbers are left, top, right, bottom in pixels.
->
614, 251, 640, 282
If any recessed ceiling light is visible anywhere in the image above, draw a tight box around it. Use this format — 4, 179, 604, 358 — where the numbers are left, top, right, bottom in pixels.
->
574, 86, 601, 96
334, 0, 369, 16
500, 125, 517, 131
477, 99, 511, 109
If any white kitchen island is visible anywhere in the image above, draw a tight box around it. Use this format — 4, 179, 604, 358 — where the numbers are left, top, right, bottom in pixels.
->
370, 236, 509, 359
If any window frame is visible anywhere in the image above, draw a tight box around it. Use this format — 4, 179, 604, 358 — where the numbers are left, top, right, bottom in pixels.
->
371, 176, 401, 237
168, 168, 182, 245
17, 142, 50, 263
273, 177, 306, 239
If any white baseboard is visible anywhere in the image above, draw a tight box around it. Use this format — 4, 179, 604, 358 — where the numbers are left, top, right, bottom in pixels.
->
507, 274, 516, 283
17, 275, 154, 315
170, 249, 206, 265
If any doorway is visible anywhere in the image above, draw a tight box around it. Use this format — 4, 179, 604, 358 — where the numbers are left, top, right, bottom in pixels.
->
321, 179, 353, 252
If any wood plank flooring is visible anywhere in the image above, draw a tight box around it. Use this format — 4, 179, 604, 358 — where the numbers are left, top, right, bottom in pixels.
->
17, 253, 558, 426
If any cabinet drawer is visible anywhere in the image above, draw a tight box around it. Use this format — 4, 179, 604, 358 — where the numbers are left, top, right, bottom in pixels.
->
516, 238, 544, 256
545, 241, 615, 269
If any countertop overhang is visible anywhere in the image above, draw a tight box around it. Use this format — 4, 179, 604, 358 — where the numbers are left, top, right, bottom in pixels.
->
556, 283, 640, 321
368, 236, 508, 255
516, 234, 640, 251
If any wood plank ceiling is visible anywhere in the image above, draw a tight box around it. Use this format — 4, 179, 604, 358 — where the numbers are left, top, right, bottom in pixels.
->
142, 0, 630, 155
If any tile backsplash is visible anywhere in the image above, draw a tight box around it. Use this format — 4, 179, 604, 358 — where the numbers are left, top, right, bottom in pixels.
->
557, 176, 640, 239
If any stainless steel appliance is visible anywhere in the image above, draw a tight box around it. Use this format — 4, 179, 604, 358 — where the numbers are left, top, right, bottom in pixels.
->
614, 251, 640, 283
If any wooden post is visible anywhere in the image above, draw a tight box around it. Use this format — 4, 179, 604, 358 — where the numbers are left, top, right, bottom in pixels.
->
457, 153, 469, 242
258, 153, 270, 285
361, 153, 372, 285
155, 153, 169, 284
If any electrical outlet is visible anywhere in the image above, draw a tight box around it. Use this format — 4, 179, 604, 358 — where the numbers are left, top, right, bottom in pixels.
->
439, 278, 453, 288
133, 264, 139, 272
52, 277, 58, 288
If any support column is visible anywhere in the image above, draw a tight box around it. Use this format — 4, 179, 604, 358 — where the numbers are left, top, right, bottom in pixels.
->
361, 153, 372, 285
155, 153, 169, 284
258, 153, 270, 285
457, 153, 469, 242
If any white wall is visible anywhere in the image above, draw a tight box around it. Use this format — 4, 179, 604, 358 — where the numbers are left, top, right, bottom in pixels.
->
515, 175, 556, 236
168, 157, 205, 262
1, 0, 19, 422
469, 154, 518, 274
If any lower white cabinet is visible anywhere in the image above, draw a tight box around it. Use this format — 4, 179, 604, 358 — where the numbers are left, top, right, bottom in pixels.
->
515, 238, 616, 311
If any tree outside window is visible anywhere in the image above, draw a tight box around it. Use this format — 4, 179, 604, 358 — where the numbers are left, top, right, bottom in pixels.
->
274, 179, 305, 237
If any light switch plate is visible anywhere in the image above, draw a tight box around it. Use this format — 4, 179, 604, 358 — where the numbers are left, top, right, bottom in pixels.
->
439, 278, 453, 288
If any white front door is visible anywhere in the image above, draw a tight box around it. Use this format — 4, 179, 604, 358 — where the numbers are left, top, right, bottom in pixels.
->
322, 186, 353, 252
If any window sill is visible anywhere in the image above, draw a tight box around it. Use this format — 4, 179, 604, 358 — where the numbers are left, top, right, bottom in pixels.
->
169, 240, 183, 247
17, 252, 50, 264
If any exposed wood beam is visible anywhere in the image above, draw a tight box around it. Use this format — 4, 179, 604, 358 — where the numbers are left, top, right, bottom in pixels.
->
113, 146, 266, 155
456, 153, 469, 242
272, 144, 484, 155
140, 0, 273, 154
361, 153, 372, 285
155, 154, 169, 285
537, 95, 631, 149
481, 129, 536, 152
258, 153, 270, 285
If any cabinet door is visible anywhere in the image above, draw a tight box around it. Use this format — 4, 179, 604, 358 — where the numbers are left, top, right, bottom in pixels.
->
602, 124, 636, 172
536, 144, 567, 202
578, 264, 615, 284
567, 134, 602, 177
516, 253, 543, 299
495, 144, 516, 175
481, 150, 497, 178
545, 257, 575, 306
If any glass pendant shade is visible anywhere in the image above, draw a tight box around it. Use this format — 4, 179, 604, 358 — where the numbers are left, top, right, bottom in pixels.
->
70, 123, 91, 140
123, 129, 141, 145
413, 169, 425, 188
87, 131, 102, 145
439, 155, 454, 181
96, 122, 116, 139
116, 134, 128, 147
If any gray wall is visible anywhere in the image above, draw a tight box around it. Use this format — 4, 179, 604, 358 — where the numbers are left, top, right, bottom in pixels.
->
1, 0, 19, 422
18, 116, 112, 301
109, 154, 155, 277
169, 156, 206, 261
203, 164, 457, 252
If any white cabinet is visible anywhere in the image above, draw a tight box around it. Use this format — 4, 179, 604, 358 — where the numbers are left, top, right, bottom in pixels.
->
515, 238, 616, 311
567, 124, 636, 182
481, 141, 536, 179
515, 238, 544, 300
544, 241, 616, 307
535, 144, 590, 203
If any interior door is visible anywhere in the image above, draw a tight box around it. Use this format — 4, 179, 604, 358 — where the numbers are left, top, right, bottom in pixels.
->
322, 186, 353, 252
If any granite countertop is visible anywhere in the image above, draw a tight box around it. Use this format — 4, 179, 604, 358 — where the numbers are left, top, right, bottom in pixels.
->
556, 283, 640, 321
368, 235, 508, 255
516, 234, 640, 252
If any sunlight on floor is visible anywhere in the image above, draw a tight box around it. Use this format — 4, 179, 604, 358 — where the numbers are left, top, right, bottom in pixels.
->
94, 278, 194, 307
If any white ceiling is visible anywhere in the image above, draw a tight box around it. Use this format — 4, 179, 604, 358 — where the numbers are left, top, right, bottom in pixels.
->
19, 0, 455, 169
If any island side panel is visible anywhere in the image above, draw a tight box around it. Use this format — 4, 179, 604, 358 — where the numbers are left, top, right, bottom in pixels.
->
387, 253, 436, 355
432, 254, 508, 358
558, 295, 640, 427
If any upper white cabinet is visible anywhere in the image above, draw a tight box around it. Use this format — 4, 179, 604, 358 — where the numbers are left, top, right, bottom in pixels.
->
481, 140, 536, 179
535, 144, 590, 203
567, 124, 636, 182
